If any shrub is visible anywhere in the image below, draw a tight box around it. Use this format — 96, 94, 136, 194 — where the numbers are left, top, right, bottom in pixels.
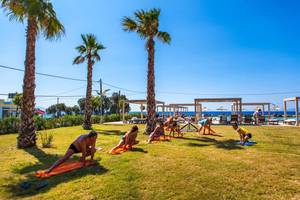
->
0, 113, 144, 134
0, 116, 20, 134
39, 132, 54, 148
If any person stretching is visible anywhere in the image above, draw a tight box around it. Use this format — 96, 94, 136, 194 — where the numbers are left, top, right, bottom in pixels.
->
148, 122, 165, 143
198, 118, 216, 135
232, 122, 252, 145
109, 125, 139, 153
45, 130, 97, 173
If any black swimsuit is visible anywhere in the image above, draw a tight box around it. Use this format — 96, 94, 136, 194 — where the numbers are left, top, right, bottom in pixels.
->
69, 143, 80, 153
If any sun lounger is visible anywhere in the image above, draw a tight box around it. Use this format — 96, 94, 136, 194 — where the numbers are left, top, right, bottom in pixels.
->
243, 115, 253, 125
219, 115, 228, 124
284, 119, 296, 125
230, 114, 238, 124
267, 119, 279, 125
129, 117, 146, 124
258, 116, 266, 125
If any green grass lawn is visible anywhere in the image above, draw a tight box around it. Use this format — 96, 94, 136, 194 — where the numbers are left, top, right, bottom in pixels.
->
0, 125, 299, 200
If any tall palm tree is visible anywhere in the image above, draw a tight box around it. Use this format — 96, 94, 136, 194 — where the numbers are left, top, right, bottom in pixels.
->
1, 0, 65, 148
122, 8, 171, 134
73, 34, 105, 130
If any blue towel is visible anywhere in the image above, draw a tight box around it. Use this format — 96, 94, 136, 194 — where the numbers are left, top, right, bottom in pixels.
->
235, 141, 257, 146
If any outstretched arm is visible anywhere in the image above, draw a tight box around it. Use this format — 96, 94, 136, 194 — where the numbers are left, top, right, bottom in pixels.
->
90, 138, 96, 160
80, 141, 87, 164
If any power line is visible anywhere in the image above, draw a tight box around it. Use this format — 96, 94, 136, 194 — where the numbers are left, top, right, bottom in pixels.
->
0, 64, 91, 82
1, 64, 300, 97
0, 64, 145, 93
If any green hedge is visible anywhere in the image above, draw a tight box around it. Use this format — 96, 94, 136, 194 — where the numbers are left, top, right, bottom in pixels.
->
0, 113, 142, 134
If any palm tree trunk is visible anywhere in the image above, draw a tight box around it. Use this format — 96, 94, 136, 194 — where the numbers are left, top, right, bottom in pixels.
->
83, 56, 93, 130
18, 18, 37, 148
145, 38, 156, 134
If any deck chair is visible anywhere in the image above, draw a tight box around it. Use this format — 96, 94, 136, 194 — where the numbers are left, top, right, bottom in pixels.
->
258, 116, 265, 125
230, 114, 239, 124
219, 115, 228, 125
244, 115, 253, 124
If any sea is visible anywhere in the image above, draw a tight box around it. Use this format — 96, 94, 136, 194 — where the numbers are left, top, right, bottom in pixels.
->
130, 111, 296, 117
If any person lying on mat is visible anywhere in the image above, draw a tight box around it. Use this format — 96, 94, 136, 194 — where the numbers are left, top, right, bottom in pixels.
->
45, 130, 98, 173
232, 122, 252, 145
148, 122, 165, 143
109, 125, 139, 153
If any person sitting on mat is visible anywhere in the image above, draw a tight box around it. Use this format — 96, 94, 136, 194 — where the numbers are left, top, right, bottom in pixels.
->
148, 122, 165, 143
198, 117, 216, 135
45, 130, 98, 173
232, 122, 252, 145
109, 125, 139, 153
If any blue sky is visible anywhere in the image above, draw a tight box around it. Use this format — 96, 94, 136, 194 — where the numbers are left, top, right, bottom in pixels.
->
0, 0, 300, 111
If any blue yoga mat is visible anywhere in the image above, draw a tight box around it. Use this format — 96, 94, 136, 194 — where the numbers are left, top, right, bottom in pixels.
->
235, 141, 257, 146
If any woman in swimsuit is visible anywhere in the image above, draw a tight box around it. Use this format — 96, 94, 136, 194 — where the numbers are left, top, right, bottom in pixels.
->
109, 126, 139, 153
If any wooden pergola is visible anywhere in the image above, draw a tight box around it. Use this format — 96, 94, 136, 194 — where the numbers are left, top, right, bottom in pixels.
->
232, 102, 271, 120
123, 99, 165, 122
194, 98, 243, 122
158, 104, 189, 117
168, 103, 201, 118
283, 97, 299, 126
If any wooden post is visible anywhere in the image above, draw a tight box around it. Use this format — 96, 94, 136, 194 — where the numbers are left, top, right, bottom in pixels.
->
141, 104, 143, 119
296, 99, 299, 126
200, 104, 202, 120
284, 100, 287, 119
239, 100, 243, 123
162, 104, 165, 120
268, 104, 271, 120
194, 100, 197, 121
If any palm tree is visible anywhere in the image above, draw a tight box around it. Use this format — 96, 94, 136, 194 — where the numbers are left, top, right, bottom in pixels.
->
1, 0, 65, 148
73, 34, 105, 130
122, 8, 171, 134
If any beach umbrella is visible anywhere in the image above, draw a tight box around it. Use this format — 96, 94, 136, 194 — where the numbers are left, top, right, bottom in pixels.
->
272, 105, 280, 111
217, 106, 227, 111
203, 107, 209, 111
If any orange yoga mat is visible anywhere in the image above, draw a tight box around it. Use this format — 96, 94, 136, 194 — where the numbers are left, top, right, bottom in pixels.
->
109, 145, 132, 155
35, 160, 95, 178
153, 136, 171, 142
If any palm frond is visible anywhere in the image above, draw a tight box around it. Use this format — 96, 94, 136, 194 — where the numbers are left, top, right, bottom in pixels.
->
122, 17, 137, 32
157, 31, 171, 44
73, 56, 85, 65
76, 45, 87, 54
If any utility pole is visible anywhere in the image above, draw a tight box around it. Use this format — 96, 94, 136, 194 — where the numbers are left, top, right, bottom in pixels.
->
100, 79, 103, 124
118, 90, 121, 120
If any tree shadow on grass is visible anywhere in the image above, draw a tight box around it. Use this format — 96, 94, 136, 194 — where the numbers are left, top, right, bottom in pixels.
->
130, 147, 148, 153
197, 137, 244, 150
179, 136, 243, 150
6, 147, 108, 198
186, 143, 211, 147
93, 129, 124, 136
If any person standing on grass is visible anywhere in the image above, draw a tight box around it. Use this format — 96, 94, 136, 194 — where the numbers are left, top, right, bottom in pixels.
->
253, 108, 262, 125
45, 131, 97, 173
